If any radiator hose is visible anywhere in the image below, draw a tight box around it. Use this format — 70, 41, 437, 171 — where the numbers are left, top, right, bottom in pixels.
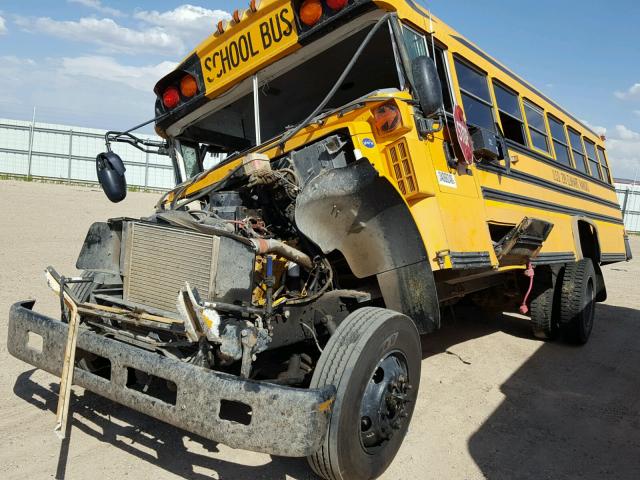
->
249, 238, 313, 271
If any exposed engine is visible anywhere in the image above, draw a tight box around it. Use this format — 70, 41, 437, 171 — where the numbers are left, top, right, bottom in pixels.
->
65, 132, 365, 385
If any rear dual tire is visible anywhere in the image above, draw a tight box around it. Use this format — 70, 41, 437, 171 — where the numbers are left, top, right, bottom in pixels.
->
559, 258, 596, 344
530, 258, 596, 345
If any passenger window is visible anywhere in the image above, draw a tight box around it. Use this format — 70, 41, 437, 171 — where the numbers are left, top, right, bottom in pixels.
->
584, 139, 602, 180
523, 100, 549, 153
454, 58, 495, 132
568, 128, 588, 174
493, 82, 526, 145
597, 146, 612, 184
547, 115, 572, 167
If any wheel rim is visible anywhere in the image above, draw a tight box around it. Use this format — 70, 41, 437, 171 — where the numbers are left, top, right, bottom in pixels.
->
583, 277, 595, 334
359, 351, 412, 453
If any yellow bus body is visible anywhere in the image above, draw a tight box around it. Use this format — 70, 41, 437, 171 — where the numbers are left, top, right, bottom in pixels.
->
164, 0, 628, 273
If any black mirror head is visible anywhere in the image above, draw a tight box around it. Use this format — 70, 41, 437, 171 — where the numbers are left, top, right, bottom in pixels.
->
411, 55, 443, 118
96, 151, 127, 203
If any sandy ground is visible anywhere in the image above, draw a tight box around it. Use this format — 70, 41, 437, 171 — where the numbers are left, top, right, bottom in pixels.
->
0, 179, 639, 480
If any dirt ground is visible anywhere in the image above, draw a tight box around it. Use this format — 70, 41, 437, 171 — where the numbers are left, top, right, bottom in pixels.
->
1, 179, 639, 480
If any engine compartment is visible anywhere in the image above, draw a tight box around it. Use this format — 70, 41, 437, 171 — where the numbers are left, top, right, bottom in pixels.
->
68, 131, 372, 385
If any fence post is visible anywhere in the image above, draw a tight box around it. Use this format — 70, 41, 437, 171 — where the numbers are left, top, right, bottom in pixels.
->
621, 188, 630, 221
67, 130, 73, 184
144, 150, 149, 189
26, 121, 35, 178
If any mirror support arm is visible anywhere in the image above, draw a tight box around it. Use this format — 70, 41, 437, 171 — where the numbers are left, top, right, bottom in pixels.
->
105, 131, 169, 156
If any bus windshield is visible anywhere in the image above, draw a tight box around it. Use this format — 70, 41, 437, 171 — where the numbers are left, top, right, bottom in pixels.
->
181, 20, 400, 152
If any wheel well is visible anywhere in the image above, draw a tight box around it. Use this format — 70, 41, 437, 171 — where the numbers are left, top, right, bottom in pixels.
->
576, 220, 606, 302
577, 220, 600, 262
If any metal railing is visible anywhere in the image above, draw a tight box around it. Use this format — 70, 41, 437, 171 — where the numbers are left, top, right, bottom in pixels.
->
616, 185, 640, 233
0, 119, 175, 190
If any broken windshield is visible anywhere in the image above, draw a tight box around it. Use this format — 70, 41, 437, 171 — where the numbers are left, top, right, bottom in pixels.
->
183, 20, 401, 152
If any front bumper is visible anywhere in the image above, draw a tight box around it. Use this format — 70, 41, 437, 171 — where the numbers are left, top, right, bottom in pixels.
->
7, 300, 334, 457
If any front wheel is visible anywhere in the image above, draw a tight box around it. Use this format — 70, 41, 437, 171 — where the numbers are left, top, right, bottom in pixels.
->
308, 307, 421, 480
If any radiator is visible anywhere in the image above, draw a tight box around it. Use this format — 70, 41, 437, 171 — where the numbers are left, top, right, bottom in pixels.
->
122, 222, 254, 313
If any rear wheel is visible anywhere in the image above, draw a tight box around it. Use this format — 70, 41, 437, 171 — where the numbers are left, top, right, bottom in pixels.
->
308, 307, 421, 480
530, 266, 559, 340
559, 258, 596, 345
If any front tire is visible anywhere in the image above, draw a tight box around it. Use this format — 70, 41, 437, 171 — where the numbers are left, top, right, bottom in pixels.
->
308, 307, 421, 480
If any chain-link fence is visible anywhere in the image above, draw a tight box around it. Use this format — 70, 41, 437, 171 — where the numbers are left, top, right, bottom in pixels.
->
0, 118, 175, 189
616, 183, 640, 233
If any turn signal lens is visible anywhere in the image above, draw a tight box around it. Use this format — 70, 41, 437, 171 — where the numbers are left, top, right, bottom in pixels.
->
162, 87, 180, 109
180, 75, 198, 98
300, 0, 322, 26
373, 101, 401, 135
326, 0, 348, 10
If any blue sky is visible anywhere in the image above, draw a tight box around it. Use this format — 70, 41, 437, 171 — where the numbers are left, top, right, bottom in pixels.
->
0, 0, 638, 177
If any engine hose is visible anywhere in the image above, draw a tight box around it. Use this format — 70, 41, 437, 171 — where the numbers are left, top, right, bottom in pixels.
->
286, 258, 333, 306
250, 238, 313, 271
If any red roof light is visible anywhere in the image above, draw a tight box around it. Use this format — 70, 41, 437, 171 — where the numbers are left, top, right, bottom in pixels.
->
326, 0, 348, 10
162, 87, 180, 109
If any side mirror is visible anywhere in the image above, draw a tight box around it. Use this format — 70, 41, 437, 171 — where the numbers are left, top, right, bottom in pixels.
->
96, 151, 127, 203
411, 55, 443, 118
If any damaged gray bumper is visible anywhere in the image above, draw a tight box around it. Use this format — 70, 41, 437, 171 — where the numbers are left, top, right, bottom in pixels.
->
7, 301, 334, 457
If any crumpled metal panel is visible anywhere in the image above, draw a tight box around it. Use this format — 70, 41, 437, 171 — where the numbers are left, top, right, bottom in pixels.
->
295, 159, 428, 278
295, 160, 440, 333
7, 301, 334, 457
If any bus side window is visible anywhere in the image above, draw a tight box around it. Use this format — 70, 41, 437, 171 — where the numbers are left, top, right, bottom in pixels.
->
547, 115, 573, 167
597, 146, 612, 184
568, 128, 588, 174
523, 100, 550, 154
453, 57, 496, 133
584, 139, 602, 181
493, 81, 527, 146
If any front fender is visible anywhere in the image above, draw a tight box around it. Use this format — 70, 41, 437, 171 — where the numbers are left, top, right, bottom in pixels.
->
295, 159, 439, 333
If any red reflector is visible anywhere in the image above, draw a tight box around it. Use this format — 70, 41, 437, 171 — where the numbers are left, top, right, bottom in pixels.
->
300, 0, 322, 26
162, 87, 180, 109
326, 0, 348, 10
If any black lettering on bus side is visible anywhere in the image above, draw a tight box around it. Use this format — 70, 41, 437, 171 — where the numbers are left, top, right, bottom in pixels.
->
206, 8, 294, 84
238, 35, 250, 62
204, 56, 213, 83
270, 16, 283, 43
229, 40, 240, 68
260, 21, 272, 49
214, 50, 224, 78
247, 32, 260, 56
280, 8, 293, 36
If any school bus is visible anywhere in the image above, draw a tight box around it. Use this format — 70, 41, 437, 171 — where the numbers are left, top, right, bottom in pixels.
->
8, 1, 633, 479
